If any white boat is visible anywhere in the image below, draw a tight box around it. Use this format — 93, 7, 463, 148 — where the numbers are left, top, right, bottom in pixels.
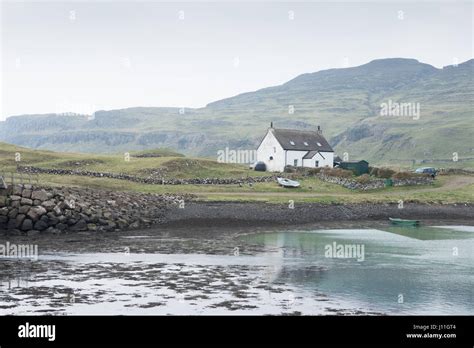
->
277, 177, 300, 188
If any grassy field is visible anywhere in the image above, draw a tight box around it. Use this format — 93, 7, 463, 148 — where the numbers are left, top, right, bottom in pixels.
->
1, 142, 473, 204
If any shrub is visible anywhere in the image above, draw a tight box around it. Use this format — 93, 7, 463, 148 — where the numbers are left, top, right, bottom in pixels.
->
392, 171, 413, 179
355, 174, 371, 184
307, 167, 322, 176
284, 165, 296, 173
377, 167, 395, 179
321, 167, 353, 178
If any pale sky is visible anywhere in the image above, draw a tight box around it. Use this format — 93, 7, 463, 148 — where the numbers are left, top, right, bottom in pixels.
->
0, 1, 472, 119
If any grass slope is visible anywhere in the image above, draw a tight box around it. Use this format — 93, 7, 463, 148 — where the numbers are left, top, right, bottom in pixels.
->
1, 142, 472, 204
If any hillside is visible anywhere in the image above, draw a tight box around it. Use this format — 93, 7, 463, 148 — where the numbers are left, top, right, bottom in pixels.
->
0, 58, 473, 166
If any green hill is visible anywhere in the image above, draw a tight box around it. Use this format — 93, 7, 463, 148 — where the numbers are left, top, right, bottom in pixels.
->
1, 58, 473, 167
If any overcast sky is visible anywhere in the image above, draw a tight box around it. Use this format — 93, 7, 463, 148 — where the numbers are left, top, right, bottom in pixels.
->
0, 1, 472, 119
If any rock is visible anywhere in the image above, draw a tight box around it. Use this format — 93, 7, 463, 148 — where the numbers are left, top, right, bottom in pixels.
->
22, 189, 32, 198
15, 214, 26, 228
27, 206, 47, 221
45, 226, 60, 234
8, 208, 18, 219
10, 195, 21, 201
21, 219, 34, 231
41, 200, 56, 210
56, 223, 68, 231
71, 219, 87, 231
20, 198, 33, 206
34, 220, 49, 231
12, 186, 23, 195
53, 205, 62, 215
31, 190, 49, 202
7, 219, 17, 230
19, 205, 30, 214
47, 216, 59, 226
87, 223, 97, 231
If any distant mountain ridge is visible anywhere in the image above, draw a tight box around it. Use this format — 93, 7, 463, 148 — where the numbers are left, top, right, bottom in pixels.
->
1, 58, 473, 165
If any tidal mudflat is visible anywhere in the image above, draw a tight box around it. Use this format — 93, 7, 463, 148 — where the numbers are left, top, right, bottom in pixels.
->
0, 221, 472, 315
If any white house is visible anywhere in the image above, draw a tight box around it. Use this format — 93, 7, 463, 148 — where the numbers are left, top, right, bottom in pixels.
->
256, 125, 334, 172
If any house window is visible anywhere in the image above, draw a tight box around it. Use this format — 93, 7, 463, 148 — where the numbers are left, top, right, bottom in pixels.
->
273, 147, 276, 153
294, 159, 298, 166
269, 156, 274, 160
315, 161, 319, 167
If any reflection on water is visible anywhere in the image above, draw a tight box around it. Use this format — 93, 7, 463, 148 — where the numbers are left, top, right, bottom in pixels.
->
241, 225, 474, 315
0, 224, 472, 315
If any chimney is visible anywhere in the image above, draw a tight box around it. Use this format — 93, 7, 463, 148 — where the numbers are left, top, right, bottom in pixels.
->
317, 125, 322, 134
270, 122, 274, 129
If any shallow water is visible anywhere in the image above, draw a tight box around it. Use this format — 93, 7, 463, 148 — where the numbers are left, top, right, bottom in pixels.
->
0, 223, 472, 315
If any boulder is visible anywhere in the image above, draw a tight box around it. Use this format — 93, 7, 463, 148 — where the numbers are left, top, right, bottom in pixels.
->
19, 205, 30, 214
8, 208, 18, 219
41, 200, 56, 210
56, 223, 68, 231
12, 186, 23, 196
27, 206, 47, 221
15, 214, 26, 228
34, 220, 49, 231
70, 219, 87, 231
31, 190, 49, 202
21, 219, 34, 231
20, 198, 33, 206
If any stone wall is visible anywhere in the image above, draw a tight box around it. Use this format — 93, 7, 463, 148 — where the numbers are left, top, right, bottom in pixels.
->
0, 184, 189, 235
17, 166, 276, 185
317, 174, 434, 190
438, 168, 474, 176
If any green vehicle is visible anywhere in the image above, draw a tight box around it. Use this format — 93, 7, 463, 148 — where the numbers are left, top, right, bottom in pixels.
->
389, 218, 420, 226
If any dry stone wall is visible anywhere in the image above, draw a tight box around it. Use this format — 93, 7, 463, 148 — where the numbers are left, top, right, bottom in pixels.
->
0, 184, 189, 235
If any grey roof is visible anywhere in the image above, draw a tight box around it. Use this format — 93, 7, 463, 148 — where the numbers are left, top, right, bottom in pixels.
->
303, 150, 326, 159
272, 128, 334, 152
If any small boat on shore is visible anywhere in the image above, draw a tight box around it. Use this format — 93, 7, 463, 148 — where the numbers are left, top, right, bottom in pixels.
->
389, 218, 420, 226
277, 177, 300, 188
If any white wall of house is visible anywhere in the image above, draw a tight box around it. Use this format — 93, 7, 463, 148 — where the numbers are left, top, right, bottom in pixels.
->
302, 152, 334, 168
257, 130, 334, 172
256, 131, 285, 172
285, 150, 306, 168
